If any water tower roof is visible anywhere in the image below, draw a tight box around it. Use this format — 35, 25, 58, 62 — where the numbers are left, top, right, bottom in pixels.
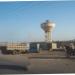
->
46, 20, 55, 27
41, 20, 55, 32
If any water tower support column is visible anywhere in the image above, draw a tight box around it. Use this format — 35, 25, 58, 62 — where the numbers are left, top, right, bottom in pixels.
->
41, 20, 57, 50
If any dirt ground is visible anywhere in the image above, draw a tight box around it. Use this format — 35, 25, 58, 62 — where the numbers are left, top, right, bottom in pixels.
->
0, 50, 75, 74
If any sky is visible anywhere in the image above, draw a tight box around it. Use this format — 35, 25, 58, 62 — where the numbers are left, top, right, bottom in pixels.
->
0, 1, 75, 42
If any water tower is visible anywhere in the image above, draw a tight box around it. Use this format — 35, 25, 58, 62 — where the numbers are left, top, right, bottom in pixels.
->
41, 20, 55, 42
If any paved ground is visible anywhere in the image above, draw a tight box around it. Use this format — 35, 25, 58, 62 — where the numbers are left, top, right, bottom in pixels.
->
26, 59, 75, 74
28, 50, 66, 58
0, 50, 75, 74
0, 55, 30, 74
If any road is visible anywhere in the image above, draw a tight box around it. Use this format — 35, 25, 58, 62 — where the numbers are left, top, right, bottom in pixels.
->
0, 50, 75, 74
0, 54, 30, 74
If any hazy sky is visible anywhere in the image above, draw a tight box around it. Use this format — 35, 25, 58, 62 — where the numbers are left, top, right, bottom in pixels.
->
0, 1, 75, 42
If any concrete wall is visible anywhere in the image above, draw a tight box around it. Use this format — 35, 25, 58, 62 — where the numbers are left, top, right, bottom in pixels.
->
52, 43, 57, 49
